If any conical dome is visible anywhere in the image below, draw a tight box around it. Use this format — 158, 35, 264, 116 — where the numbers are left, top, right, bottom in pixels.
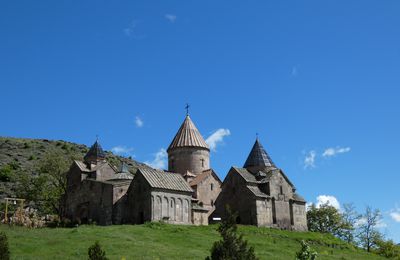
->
84, 140, 106, 164
167, 115, 209, 152
243, 138, 275, 168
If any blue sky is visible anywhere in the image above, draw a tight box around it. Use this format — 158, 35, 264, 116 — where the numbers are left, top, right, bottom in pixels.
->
1, 1, 399, 242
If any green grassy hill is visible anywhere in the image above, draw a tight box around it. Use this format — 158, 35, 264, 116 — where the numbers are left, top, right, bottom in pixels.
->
0, 223, 384, 260
0, 136, 147, 199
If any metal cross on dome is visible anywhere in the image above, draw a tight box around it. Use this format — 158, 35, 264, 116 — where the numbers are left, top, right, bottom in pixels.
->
185, 103, 190, 115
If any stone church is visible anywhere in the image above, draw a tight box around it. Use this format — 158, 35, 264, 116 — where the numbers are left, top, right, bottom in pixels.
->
211, 139, 308, 231
65, 114, 221, 225
64, 112, 307, 230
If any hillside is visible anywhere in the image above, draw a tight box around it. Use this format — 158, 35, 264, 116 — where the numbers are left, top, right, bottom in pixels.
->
0, 136, 148, 199
0, 223, 384, 260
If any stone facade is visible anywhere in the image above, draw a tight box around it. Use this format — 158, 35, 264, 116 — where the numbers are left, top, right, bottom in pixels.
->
64, 115, 307, 230
126, 168, 193, 225
65, 158, 132, 225
189, 170, 222, 216
211, 139, 308, 231
168, 147, 210, 174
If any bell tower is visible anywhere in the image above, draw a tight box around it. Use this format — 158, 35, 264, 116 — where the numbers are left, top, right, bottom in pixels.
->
167, 109, 210, 176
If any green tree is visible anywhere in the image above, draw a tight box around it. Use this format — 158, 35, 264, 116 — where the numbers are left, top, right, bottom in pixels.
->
88, 241, 108, 260
374, 238, 400, 258
338, 203, 361, 244
16, 152, 72, 217
206, 207, 258, 260
295, 240, 317, 260
0, 232, 10, 260
357, 206, 382, 252
307, 203, 344, 236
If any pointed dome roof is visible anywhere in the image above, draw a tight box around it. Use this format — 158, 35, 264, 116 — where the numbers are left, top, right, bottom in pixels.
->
111, 162, 134, 180
84, 140, 106, 164
243, 138, 275, 168
167, 115, 209, 152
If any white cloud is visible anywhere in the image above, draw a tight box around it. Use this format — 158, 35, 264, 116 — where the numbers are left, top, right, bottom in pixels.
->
165, 14, 177, 23
390, 208, 400, 222
135, 116, 144, 128
315, 195, 341, 210
322, 147, 351, 157
304, 150, 316, 169
111, 146, 135, 157
145, 148, 167, 170
205, 129, 231, 152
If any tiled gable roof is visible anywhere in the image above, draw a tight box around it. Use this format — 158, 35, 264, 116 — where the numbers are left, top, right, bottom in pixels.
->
246, 185, 268, 198
233, 167, 259, 183
139, 167, 193, 193
189, 169, 222, 187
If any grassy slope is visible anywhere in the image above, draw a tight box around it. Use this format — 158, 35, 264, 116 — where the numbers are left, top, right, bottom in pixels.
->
0, 224, 384, 260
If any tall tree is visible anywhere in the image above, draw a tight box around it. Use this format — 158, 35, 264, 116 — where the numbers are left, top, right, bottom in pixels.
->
338, 203, 361, 244
357, 206, 382, 252
206, 207, 258, 260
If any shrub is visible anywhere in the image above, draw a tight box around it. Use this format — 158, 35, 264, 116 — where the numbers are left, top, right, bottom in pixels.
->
88, 241, 108, 260
295, 240, 318, 260
0, 232, 10, 260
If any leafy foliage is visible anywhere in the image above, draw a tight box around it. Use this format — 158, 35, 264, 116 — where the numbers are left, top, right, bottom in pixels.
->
374, 238, 400, 259
0, 162, 19, 182
0, 232, 10, 260
206, 207, 258, 260
339, 203, 361, 244
307, 203, 348, 236
295, 240, 317, 260
15, 152, 72, 217
88, 241, 108, 260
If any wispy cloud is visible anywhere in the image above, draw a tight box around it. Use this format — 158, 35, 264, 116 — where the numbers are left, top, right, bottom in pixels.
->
165, 14, 177, 23
322, 147, 351, 157
303, 146, 351, 169
206, 129, 231, 151
145, 148, 167, 170
304, 150, 316, 169
124, 20, 145, 39
390, 208, 400, 222
135, 116, 144, 128
111, 145, 135, 157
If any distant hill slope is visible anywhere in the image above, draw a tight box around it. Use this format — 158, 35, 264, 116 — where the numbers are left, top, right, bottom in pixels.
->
0, 136, 148, 199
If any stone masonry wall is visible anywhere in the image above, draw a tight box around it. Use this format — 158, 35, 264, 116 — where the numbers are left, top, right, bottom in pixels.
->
168, 147, 210, 175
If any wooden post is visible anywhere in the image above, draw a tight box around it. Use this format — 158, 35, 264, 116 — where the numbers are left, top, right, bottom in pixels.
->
4, 198, 8, 224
